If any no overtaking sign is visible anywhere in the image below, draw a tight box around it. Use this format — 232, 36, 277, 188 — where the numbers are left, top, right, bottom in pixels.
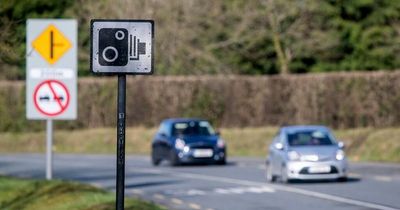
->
34, 80, 70, 116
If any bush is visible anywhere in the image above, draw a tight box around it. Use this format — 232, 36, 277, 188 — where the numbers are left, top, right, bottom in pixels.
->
1, 71, 400, 132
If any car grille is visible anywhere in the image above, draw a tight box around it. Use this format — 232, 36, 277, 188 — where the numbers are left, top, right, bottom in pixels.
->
299, 166, 338, 175
188, 143, 214, 149
301, 155, 332, 162
317, 155, 332, 162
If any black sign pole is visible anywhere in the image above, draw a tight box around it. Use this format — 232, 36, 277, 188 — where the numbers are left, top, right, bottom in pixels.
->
116, 74, 126, 210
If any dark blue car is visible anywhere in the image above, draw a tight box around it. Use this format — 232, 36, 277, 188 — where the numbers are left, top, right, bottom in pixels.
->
151, 118, 227, 166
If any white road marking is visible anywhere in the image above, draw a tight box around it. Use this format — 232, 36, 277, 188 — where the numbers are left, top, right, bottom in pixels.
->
246, 187, 265, 193
172, 171, 276, 192
132, 168, 397, 210
250, 186, 275, 193
187, 189, 206, 196
229, 187, 245, 194
374, 176, 392, 182
216, 186, 274, 195
130, 189, 143, 195
215, 188, 230, 194
166, 186, 275, 196
188, 203, 201, 210
171, 198, 183, 205
275, 184, 398, 210
153, 193, 165, 200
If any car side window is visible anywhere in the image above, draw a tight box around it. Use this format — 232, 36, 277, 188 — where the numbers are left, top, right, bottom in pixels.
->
158, 123, 169, 136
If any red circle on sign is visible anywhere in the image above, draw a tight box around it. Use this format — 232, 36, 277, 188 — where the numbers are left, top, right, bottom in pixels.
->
33, 80, 70, 116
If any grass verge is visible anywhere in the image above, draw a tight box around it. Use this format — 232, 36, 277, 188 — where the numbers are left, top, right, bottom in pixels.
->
0, 126, 398, 163
0, 176, 164, 210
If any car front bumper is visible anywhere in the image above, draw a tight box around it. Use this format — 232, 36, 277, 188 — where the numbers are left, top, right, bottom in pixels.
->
176, 147, 226, 163
286, 159, 347, 180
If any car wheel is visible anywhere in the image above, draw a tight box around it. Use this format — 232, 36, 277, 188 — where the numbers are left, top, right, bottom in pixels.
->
170, 151, 181, 166
280, 165, 290, 184
216, 158, 226, 165
151, 151, 161, 166
266, 162, 276, 183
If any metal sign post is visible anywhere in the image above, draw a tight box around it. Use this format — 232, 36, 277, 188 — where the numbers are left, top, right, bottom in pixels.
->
26, 19, 77, 180
90, 20, 154, 210
116, 75, 126, 210
46, 119, 53, 179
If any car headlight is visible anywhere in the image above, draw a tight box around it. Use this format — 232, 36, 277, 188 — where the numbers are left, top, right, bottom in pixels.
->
217, 138, 225, 148
288, 151, 300, 161
175, 138, 185, 150
336, 150, 345, 160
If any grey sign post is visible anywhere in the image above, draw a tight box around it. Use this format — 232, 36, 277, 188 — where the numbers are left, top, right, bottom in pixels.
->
90, 19, 154, 210
26, 19, 77, 180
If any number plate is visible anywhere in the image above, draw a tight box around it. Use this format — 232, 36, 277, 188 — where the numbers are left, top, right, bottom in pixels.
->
308, 166, 331, 173
193, 149, 213, 158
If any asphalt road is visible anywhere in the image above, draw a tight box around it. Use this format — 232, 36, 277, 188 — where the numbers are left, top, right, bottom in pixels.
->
0, 154, 399, 210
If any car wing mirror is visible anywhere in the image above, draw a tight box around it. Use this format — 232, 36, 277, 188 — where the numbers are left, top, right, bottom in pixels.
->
274, 142, 284, 150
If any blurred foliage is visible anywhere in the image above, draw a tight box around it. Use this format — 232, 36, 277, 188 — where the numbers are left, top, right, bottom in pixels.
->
184, 88, 225, 126
0, 0, 73, 79
0, 0, 399, 79
0, 176, 165, 210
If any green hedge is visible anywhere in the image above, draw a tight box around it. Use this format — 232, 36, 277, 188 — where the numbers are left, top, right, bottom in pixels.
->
1, 71, 400, 132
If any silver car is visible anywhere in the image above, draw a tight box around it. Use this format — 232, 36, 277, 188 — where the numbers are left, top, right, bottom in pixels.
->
266, 125, 347, 183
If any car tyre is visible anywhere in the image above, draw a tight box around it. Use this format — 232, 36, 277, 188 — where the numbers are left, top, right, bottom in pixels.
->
170, 151, 181, 166
216, 158, 226, 165
280, 165, 291, 184
151, 151, 161, 166
266, 162, 276, 182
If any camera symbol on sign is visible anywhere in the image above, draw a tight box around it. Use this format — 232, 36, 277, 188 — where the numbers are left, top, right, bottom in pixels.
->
99, 28, 146, 66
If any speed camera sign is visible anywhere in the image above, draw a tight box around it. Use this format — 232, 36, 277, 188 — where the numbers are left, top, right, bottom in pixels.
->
90, 20, 154, 74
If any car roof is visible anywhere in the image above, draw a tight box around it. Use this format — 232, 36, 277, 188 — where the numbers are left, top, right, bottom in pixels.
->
162, 118, 207, 124
280, 125, 331, 133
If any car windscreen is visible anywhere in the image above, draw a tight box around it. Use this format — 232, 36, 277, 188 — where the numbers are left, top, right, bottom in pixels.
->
287, 130, 334, 146
172, 121, 216, 136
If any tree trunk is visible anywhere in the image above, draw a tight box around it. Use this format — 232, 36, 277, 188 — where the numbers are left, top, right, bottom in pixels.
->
272, 32, 289, 74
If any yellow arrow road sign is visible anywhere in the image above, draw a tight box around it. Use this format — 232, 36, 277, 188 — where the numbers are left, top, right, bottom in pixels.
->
32, 24, 72, 65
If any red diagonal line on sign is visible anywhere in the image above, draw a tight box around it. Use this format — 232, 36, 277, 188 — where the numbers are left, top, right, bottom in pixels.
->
46, 81, 64, 110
